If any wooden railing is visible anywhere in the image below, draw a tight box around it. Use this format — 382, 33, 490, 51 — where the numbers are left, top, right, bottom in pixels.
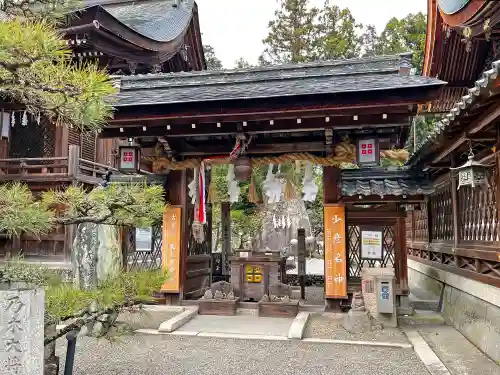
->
0, 145, 153, 185
0, 156, 69, 180
406, 170, 500, 289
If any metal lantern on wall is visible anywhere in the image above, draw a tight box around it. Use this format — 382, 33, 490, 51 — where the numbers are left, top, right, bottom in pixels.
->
450, 152, 489, 190
118, 143, 141, 173
356, 137, 380, 167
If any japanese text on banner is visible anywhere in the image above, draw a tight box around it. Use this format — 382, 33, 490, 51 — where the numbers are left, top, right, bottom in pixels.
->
324, 205, 347, 298
161, 206, 181, 293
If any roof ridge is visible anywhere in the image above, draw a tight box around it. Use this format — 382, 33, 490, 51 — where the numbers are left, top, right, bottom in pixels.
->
120, 69, 399, 92
121, 55, 403, 82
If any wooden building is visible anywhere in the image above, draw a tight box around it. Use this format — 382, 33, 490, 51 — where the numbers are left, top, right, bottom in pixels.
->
103, 54, 445, 306
0, 0, 206, 264
408, 0, 500, 291
406, 2, 500, 359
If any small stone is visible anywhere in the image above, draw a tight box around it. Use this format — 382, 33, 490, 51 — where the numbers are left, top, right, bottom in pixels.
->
214, 290, 223, 300
203, 290, 213, 300
343, 310, 373, 334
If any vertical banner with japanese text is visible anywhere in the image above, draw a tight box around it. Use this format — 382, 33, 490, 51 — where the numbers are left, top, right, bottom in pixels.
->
324, 204, 347, 298
161, 206, 181, 293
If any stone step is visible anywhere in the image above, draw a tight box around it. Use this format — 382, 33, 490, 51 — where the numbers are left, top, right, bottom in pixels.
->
398, 310, 445, 326
410, 299, 440, 312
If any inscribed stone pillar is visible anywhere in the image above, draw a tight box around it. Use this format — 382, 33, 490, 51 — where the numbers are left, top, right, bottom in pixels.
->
0, 288, 44, 375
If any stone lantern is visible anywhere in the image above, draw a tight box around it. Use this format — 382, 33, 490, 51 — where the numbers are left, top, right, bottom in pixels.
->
450, 154, 489, 189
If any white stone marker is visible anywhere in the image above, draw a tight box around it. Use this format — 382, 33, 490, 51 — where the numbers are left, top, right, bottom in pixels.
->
0, 288, 45, 375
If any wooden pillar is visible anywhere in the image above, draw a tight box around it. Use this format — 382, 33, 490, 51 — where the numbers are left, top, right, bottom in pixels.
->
297, 228, 306, 300
450, 157, 460, 248
164, 170, 188, 304
397, 209, 408, 294
221, 202, 231, 280
322, 166, 342, 311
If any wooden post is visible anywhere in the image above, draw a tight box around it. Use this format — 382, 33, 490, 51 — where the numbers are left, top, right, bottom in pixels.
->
164, 170, 188, 304
322, 166, 343, 311
297, 228, 306, 300
397, 211, 408, 293
450, 157, 460, 248
221, 202, 231, 280
67, 145, 80, 179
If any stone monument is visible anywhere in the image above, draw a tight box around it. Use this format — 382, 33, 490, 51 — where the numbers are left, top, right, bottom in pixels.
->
0, 288, 44, 375
343, 291, 372, 333
361, 261, 398, 328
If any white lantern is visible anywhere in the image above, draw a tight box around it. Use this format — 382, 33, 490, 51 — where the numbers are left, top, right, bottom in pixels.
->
450, 154, 489, 189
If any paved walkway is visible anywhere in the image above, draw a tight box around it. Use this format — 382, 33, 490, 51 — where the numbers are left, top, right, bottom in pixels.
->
177, 314, 294, 337
418, 325, 500, 375
58, 334, 429, 375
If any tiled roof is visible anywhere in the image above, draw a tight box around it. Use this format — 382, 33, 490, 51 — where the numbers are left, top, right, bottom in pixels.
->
408, 59, 500, 164
341, 179, 434, 197
340, 167, 434, 197
83, 0, 194, 42
113, 54, 446, 107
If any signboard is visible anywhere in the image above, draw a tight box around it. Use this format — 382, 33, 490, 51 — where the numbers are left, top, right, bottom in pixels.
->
212, 253, 223, 276
161, 206, 181, 293
361, 229, 383, 260
324, 204, 347, 299
135, 227, 152, 252
356, 138, 379, 166
245, 265, 263, 283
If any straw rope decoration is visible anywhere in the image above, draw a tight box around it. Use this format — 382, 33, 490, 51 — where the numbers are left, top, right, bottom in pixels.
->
148, 141, 409, 172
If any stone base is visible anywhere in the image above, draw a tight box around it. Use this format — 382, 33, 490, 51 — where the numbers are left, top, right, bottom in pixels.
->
343, 310, 372, 333
258, 300, 299, 318
198, 298, 239, 316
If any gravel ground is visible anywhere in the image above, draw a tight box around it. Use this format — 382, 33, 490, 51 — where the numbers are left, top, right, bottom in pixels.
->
303, 312, 410, 343
57, 334, 429, 375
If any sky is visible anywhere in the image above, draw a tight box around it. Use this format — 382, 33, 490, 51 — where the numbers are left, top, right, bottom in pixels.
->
195, 0, 427, 68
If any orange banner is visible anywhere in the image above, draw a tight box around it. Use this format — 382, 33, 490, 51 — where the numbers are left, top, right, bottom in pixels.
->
324, 204, 347, 299
161, 206, 181, 293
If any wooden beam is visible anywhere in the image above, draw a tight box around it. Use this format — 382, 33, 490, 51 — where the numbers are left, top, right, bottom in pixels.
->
432, 103, 500, 164
101, 117, 410, 139
179, 142, 329, 156
340, 195, 425, 204
109, 100, 418, 125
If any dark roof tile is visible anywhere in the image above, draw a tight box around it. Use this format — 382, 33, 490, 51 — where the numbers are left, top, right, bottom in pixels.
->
83, 0, 194, 42
113, 54, 446, 107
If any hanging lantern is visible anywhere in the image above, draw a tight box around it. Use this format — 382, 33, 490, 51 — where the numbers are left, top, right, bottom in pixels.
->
450, 154, 489, 189
118, 144, 141, 173
233, 156, 252, 181
356, 137, 380, 166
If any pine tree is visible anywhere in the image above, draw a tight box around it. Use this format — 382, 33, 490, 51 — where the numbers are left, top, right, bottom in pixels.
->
313, 2, 363, 60
260, 0, 319, 64
0, 1, 116, 131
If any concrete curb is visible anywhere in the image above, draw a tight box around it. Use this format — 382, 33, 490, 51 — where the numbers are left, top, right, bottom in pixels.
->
158, 306, 198, 333
403, 329, 451, 375
288, 312, 310, 339
197, 332, 289, 341
135, 327, 413, 349
301, 337, 413, 349
142, 305, 184, 313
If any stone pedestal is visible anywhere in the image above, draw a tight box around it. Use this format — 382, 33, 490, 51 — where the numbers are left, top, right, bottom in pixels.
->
362, 265, 398, 328
0, 288, 44, 375
343, 310, 372, 333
